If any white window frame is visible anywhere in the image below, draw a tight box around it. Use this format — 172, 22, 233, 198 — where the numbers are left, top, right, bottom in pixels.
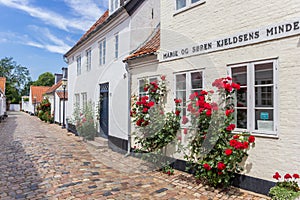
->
114, 33, 119, 59
174, 70, 204, 121
86, 48, 91, 71
175, 0, 205, 13
76, 55, 81, 75
228, 59, 278, 136
138, 76, 159, 98
99, 38, 106, 66
81, 92, 87, 108
75, 94, 80, 107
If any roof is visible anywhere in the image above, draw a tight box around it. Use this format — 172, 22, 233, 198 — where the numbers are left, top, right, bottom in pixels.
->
30, 86, 50, 103
64, 0, 146, 58
124, 28, 160, 61
45, 80, 62, 94
56, 91, 68, 100
0, 77, 6, 94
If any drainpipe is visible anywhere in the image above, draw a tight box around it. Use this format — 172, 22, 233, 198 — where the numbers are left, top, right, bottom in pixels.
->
124, 62, 131, 157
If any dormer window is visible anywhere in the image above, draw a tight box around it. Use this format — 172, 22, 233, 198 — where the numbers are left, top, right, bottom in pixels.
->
110, 0, 119, 13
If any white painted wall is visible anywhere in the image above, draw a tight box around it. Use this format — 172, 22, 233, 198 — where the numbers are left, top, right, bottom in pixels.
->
9, 104, 20, 111
152, 0, 300, 182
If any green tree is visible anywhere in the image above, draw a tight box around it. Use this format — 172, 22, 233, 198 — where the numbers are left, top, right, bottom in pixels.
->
32, 72, 54, 87
0, 57, 31, 103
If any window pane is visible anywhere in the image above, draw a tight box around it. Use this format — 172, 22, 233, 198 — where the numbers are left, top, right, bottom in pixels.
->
192, 0, 200, 3
191, 72, 203, 89
236, 109, 247, 129
115, 34, 119, 58
255, 62, 273, 85
176, 91, 187, 116
232, 66, 247, 86
255, 86, 273, 107
236, 87, 247, 107
255, 109, 274, 131
139, 80, 145, 94
103, 40, 106, 64
149, 77, 157, 83
99, 43, 102, 65
176, 74, 186, 90
176, 0, 186, 10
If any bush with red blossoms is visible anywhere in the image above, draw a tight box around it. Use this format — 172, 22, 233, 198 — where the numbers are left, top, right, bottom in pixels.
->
269, 172, 300, 200
184, 77, 255, 188
131, 76, 181, 152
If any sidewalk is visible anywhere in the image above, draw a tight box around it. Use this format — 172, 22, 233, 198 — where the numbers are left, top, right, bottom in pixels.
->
0, 111, 270, 199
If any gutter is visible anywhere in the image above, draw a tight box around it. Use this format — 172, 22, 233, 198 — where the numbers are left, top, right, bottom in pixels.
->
124, 62, 131, 156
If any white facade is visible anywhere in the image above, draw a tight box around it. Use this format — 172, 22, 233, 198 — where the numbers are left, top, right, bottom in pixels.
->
65, 0, 160, 142
128, 0, 300, 190
0, 92, 6, 119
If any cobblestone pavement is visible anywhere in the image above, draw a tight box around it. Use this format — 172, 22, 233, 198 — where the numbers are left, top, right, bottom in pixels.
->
0, 112, 270, 200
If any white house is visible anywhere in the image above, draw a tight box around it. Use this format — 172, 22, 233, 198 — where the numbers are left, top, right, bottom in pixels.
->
0, 77, 6, 121
26, 86, 50, 115
125, 0, 300, 195
64, 0, 160, 151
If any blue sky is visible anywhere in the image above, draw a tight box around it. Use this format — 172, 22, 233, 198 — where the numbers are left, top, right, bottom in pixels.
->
0, 0, 108, 80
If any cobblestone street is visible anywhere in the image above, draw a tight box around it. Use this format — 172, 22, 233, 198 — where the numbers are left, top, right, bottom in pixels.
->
0, 112, 269, 200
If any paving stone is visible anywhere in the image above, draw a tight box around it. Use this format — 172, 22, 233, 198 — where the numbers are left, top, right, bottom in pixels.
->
0, 112, 270, 200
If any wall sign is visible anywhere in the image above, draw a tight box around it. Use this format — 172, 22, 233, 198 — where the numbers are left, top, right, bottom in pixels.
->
160, 19, 300, 61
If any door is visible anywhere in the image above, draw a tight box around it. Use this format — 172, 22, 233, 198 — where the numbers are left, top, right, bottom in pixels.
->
100, 83, 109, 137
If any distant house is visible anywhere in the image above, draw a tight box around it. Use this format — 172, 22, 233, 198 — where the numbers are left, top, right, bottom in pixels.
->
0, 77, 7, 121
44, 76, 68, 125
25, 86, 50, 115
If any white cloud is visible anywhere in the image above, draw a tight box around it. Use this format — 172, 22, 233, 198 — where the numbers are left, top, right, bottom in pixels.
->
0, 0, 107, 32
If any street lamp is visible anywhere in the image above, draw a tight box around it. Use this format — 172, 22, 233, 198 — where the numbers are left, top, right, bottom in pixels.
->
33, 96, 37, 115
61, 78, 67, 129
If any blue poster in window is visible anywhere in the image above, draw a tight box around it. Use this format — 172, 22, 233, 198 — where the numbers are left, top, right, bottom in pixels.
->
260, 112, 269, 120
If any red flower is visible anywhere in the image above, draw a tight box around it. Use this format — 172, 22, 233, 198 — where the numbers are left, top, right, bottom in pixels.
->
211, 102, 218, 111
233, 135, 239, 139
225, 109, 234, 116
284, 173, 292, 179
143, 87, 149, 92
161, 75, 166, 81
226, 124, 236, 131
142, 108, 148, 113
175, 110, 180, 116
206, 110, 212, 117
217, 162, 226, 170
230, 139, 238, 147
201, 90, 208, 95
136, 119, 144, 126
182, 116, 189, 124
203, 163, 211, 171
227, 76, 232, 81
248, 135, 255, 143
273, 172, 281, 180
223, 83, 232, 92
174, 98, 182, 104
148, 101, 155, 107
293, 174, 299, 179
232, 82, 241, 90
177, 136, 182, 141
184, 128, 188, 135
189, 93, 196, 100
243, 141, 249, 149
224, 149, 232, 156
209, 90, 214, 94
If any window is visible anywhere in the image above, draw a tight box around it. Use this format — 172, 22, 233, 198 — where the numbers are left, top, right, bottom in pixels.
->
76, 55, 81, 75
86, 49, 91, 71
81, 92, 87, 108
138, 77, 158, 98
110, 0, 119, 12
176, 0, 201, 10
115, 33, 119, 59
175, 71, 203, 118
75, 94, 80, 107
229, 59, 278, 135
99, 39, 106, 66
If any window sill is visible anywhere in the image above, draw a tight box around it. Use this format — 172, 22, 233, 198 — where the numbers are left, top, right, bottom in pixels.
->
232, 130, 279, 139
173, 0, 206, 16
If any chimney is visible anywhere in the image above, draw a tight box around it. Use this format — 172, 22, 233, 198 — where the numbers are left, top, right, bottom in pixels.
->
54, 73, 63, 84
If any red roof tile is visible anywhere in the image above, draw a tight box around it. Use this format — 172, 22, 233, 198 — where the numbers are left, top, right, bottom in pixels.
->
56, 91, 68, 100
45, 80, 62, 94
125, 28, 160, 60
0, 77, 6, 94
77, 10, 109, 47
30, 86, 50, 103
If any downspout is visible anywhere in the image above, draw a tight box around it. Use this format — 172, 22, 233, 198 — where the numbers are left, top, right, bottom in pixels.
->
124, 62, 131, 156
